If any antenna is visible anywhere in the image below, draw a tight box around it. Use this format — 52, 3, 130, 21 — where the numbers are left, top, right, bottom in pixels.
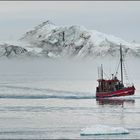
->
101, 64, 103, 79
120, 44, 123, 84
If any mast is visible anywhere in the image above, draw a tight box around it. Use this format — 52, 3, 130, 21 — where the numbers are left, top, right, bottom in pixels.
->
120, 44, 123, 84
101, 64, 103, 79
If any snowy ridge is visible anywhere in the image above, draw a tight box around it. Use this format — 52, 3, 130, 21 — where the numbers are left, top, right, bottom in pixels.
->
1, 20, 140, 58
90, 30, 128, 46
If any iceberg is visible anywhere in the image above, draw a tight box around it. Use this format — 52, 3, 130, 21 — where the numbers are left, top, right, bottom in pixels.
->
80, 125, 129, 135
20, 20, 140, 58
1, 20, 140, 59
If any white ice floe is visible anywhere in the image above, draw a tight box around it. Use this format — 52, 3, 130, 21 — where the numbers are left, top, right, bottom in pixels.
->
80, 125, 129, 135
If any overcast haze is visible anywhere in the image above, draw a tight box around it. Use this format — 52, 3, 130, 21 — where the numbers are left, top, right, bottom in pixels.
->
0, 1, 140, 43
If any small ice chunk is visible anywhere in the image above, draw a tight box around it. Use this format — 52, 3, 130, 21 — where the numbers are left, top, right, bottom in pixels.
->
80, 125, 129, 135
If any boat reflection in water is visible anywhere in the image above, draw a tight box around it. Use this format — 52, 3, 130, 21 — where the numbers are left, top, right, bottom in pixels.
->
96, 98, 135, 106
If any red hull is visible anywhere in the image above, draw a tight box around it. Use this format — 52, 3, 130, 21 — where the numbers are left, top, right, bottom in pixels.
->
96, 86, 135, 98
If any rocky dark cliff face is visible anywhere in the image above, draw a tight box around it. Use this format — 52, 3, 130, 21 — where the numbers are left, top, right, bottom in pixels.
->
0, 44, 28, 58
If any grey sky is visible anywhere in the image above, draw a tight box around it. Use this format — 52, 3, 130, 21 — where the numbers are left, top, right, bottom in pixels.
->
0, 1, 140, 43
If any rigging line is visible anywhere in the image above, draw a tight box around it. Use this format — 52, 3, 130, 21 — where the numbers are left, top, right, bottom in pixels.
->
114, 47, 121, 77
122, 62, 129, 80
124, 59, 133, 83
114, 60, 120, 77
103, 71, 110, 79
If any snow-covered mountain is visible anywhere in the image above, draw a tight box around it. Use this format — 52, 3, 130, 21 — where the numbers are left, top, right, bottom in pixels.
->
1, 20, 140, 58
20, 20, 140, 58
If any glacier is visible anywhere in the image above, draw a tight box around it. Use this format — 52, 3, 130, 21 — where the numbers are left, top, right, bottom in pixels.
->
0, 20, 140, 59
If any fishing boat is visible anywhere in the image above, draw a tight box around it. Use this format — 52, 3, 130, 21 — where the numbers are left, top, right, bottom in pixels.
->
96, 44, 135, 98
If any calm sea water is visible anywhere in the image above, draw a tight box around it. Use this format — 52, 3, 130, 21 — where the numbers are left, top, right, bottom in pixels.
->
0, 59, 139, 139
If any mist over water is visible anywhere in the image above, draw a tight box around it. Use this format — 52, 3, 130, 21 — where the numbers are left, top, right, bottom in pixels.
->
0, 56, 139, 80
